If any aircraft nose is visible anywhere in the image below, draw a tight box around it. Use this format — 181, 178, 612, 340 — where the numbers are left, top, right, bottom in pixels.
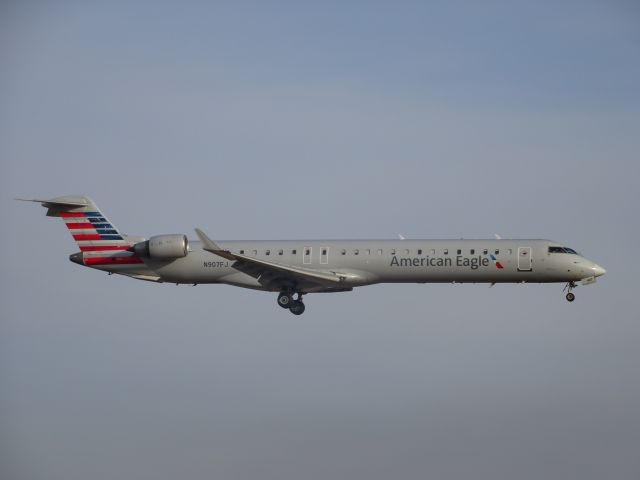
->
592, 264, 606, 277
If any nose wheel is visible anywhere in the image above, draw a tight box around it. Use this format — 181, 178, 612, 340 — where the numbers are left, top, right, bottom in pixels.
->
277, 291, 306, 315
563, 282, 577, 302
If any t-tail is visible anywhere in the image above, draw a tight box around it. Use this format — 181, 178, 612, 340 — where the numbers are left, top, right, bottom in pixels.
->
17, 195, 144, 267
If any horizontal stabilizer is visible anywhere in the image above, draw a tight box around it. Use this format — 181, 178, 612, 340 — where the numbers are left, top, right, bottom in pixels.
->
16, 197, 89, 209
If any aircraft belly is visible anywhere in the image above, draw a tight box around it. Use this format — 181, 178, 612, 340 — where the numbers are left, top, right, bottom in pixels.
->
146, 252, 236, 284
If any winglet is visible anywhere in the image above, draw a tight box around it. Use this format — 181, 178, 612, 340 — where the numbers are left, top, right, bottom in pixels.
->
194, 228, 236, 260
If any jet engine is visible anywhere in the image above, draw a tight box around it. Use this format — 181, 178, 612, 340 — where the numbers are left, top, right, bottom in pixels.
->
134, 234, 188, 259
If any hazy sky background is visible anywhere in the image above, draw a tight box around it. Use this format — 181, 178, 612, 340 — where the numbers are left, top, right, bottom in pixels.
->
1, 1, 639, 479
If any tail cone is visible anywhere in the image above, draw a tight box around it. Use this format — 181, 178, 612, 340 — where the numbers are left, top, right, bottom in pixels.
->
69, 252, 84, 265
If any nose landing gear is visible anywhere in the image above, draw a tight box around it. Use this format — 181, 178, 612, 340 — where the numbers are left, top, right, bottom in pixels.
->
563, 281, 577, 302
277, 291, 306, 315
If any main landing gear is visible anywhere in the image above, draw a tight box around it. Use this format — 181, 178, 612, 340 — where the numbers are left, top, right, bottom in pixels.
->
563, 281, 577, 302
277, 291, 306, 315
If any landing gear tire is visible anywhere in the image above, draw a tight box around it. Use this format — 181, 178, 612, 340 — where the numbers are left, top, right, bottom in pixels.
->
277, 292, 293, 309
563, 281, 577, 303
289, 301, 306, 315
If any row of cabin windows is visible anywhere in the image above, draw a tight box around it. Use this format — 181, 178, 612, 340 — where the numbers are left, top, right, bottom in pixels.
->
238, 249, 297, 256
338, 248, 511, 256
236, 248, 512, 256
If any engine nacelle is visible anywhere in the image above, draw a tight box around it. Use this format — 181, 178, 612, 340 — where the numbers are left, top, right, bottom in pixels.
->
134, 234, 188, 259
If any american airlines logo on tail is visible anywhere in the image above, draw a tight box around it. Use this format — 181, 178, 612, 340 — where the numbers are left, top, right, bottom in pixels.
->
60, 211, 142, 266
61, 211, 124, 243
18, 196, 143, 266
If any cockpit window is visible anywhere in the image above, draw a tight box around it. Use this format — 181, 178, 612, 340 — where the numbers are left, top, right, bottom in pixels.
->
549, 246, 578, 254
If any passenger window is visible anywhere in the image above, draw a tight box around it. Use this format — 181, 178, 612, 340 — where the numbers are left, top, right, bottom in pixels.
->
470, 249, 475, 254
305, 249, 310, 255
390, 249, 396, 255
495, 249, 499, 255
322, 249, 327, 255
354, 249, 359, 255
292, 249, 297, 255
365, 249, 371, 255
404, 249, 410, 255
377, 249, 383, 255
444, 249, 449, 255
417, 249, 422, 255
252, 250, 257, 256
483, 249, 488, 255
239, 250, 245, 254
278, 249, 283, 255
341, 249, 346, 255
457, 249, 462, 255
507, 249, 512, 255
265, 250, 270, 256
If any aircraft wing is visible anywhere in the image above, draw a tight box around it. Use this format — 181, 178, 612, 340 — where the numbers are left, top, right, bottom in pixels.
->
195, 228, 343, 289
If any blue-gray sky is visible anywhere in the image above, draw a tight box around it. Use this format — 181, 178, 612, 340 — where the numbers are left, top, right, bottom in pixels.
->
1, 1, 639, 479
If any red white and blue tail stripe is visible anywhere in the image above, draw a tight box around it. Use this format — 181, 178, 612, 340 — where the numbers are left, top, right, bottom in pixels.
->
60, 210, 142, 265
18, 195, 143, 267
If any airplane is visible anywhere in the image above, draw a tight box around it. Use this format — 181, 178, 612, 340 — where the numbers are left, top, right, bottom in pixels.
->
19, 195, 606, 315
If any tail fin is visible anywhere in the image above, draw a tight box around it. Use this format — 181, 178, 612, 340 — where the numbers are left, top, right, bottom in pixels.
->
17, 195, 130, 252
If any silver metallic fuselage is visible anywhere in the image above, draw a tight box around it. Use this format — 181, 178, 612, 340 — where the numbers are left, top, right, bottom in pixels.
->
91, 238, 606, 292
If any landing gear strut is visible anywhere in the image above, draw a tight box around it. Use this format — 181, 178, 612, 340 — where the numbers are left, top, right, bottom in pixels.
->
563, 281, 576, 302
277, 291, 306, 315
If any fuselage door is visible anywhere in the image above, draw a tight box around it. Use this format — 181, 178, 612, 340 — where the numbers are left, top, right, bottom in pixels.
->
518, 246, 532, 271
320, 247, 329, 264
303, 246, 312, 265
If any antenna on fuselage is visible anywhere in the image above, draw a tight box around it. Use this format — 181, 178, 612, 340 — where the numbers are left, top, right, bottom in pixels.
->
494, 233, 502, 240
398, 234, 406, 240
